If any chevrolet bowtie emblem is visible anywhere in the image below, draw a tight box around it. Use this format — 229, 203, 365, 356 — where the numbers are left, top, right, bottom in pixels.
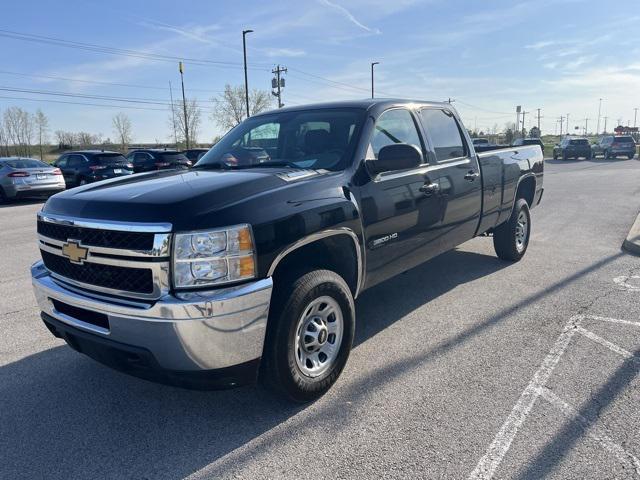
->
61, 240, 89, 264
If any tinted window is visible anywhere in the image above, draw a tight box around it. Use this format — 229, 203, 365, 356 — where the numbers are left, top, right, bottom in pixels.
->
5, 159, 50, 169
569, 139, 589, 145
159, 153, 188, 162
94, 154, 128, 165
198, 108, 364, 171
614, 136, 634, 143
56, 156, 68, 168
67, 155, 85, 167
133, 152, 150, 163
368, 109, 422, 160
420, 109, 467, 161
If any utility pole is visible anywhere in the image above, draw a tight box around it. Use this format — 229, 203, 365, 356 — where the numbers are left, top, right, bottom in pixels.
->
242, 29, 253, 119
515, 106, 521, 136
371, 62, 379, 98
537, 108, 541, 131
521, 110, 528, 136
596, 98, 602, 134
634, 108, 638, 128
271, 65, 287, 108
603, 116, 608, 134
168, 81, 178, 149
447, 97, 454, 104
559, 116, 564, 136
584, 118, 589, 136
178, 61, 189, 149
566, 113, 570, 134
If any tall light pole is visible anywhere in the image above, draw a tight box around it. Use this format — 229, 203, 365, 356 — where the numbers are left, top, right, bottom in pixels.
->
371, 62, 379, 98
179, 61, 189, 149
634, 108, 638, 128
596, 98, 602, 134
242, 29, 253, 119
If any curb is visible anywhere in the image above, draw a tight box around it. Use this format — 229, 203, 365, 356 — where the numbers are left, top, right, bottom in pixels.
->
622, 212, 640, 256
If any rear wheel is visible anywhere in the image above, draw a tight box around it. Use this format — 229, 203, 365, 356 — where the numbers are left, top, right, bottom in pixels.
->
628, 154, 635, 160
493, 198, 531, 262
562, 152, 568, 161
261, 269, 355, 402
0, 187, 7, 203
605, 150, 611, 159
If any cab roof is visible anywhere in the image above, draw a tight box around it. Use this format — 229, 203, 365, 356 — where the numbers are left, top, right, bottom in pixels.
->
252, 99, 452, 117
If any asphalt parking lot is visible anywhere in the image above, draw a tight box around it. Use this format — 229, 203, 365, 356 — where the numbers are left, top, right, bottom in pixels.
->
1, 157, 639, 479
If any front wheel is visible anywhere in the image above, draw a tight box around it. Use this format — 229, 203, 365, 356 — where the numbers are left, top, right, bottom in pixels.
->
493, 198, 531, 261
261, 269, 355, 402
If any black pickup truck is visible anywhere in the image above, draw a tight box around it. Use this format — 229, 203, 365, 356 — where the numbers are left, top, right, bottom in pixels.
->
31, 100, 543, 402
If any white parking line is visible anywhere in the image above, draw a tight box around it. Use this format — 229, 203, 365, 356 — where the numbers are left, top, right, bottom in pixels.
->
613, 275, 640, 292
467, 318, 578, 480
468, 314, 640, 480
539, 387, 640, 476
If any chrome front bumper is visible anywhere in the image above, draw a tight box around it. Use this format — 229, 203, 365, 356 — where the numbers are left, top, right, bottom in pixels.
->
31, 261, 273, 382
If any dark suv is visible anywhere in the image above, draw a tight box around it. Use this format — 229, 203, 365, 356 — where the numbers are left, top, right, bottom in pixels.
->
553, 137, 592, 160
55, 151, 133, 187
127, 149, 191, 173
512, 137, 544, 154
591, 135, 636, 159
182, 148, 210, 164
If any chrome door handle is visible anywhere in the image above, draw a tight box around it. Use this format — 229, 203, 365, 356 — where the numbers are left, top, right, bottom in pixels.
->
464, 171, 480, 181
419, 183, 440, 196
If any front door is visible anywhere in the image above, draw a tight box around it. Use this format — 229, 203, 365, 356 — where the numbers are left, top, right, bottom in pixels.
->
358, 108, 446, 288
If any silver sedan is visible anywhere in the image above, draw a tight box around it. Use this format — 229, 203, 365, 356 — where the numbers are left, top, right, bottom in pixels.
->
0, 157, 66, 202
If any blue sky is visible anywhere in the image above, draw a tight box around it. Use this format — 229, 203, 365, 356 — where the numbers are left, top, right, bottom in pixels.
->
2, 0, 639, 142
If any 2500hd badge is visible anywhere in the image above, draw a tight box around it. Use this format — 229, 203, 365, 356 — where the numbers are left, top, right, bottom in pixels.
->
32, 99, 543, 402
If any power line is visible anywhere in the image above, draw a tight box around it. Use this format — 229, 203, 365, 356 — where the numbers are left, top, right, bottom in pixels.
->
0, 29, 271, 71
0, 94, 168, 111
0, 69, 225, 93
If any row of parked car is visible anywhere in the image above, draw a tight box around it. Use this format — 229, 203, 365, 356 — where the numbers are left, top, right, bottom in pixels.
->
472, 135, 637, 160
0, 147, 210, 201
552, 135, 637, 160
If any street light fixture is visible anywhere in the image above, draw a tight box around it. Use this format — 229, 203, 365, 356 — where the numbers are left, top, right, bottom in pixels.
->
242, 29, 253, 119
371, 62, 379, 98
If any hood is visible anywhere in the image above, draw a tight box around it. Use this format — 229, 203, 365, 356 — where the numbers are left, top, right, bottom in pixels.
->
43, 168, 323, 229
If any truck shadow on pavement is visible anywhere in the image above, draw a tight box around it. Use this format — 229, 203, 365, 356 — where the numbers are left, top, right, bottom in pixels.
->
0, 248, 624, 479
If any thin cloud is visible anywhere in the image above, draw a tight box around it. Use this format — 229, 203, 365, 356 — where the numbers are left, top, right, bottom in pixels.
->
317, 0, 381, 34
264, 48, 306, 58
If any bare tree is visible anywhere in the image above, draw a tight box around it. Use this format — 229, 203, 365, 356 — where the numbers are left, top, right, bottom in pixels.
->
169, 99, 201, 147
3, 107, 34, 156
112, 113, 133, 152
34, 109, 49, 160
210, 84, 272, 131
0, 113, 10, 157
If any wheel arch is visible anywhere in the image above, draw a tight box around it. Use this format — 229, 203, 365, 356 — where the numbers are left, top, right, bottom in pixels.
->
267, 229, 363, 298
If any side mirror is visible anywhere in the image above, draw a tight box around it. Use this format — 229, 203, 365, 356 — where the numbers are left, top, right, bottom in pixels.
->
366, 144, 422, 175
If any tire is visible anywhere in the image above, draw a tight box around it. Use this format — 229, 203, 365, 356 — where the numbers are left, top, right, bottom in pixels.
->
605, 150, 611, 159
493, 198, 531, 262
261, 269, 355, 402
628, 154, 635, 160
562, 152, 568, 161
0, 187, 7, 203
553, 153, 557, 160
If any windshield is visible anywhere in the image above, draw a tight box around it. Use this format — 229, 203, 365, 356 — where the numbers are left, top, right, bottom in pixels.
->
196, 108, 365, 171
3, 158, 50, 169
570, 139, 588, 145
94, 154, 129, 165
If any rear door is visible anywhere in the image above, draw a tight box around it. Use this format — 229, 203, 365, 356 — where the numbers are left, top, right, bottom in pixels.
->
65, 154, 86, 184
417, 107, 483, 250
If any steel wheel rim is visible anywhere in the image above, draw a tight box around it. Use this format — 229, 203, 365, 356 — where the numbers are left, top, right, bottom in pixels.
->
515, 210, 528, 252
294, 296, 344, 378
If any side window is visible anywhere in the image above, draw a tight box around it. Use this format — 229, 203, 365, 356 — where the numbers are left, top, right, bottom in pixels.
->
56, 156, 68, 168
133, 152, 149, 164
367, 109, 422, 160
419, 109, 467, 162
67, 155, 85, 168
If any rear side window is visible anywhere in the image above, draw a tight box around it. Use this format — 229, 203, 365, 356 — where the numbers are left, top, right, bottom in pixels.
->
5, 159, 49, 169
368, 109, 423, 160
615, 136, 634, 143
94, 154, 128, 165
420, 109, 468, 162
67, 155, 86, 167
159, 153, 188, 162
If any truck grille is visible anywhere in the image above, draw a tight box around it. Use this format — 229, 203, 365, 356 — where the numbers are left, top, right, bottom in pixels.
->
37, 220, 154, 251
37, 214, 171, 300
41, 251, 154, 295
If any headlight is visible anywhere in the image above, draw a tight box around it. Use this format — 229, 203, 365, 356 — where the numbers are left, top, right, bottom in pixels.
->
173, 224, 256, 288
